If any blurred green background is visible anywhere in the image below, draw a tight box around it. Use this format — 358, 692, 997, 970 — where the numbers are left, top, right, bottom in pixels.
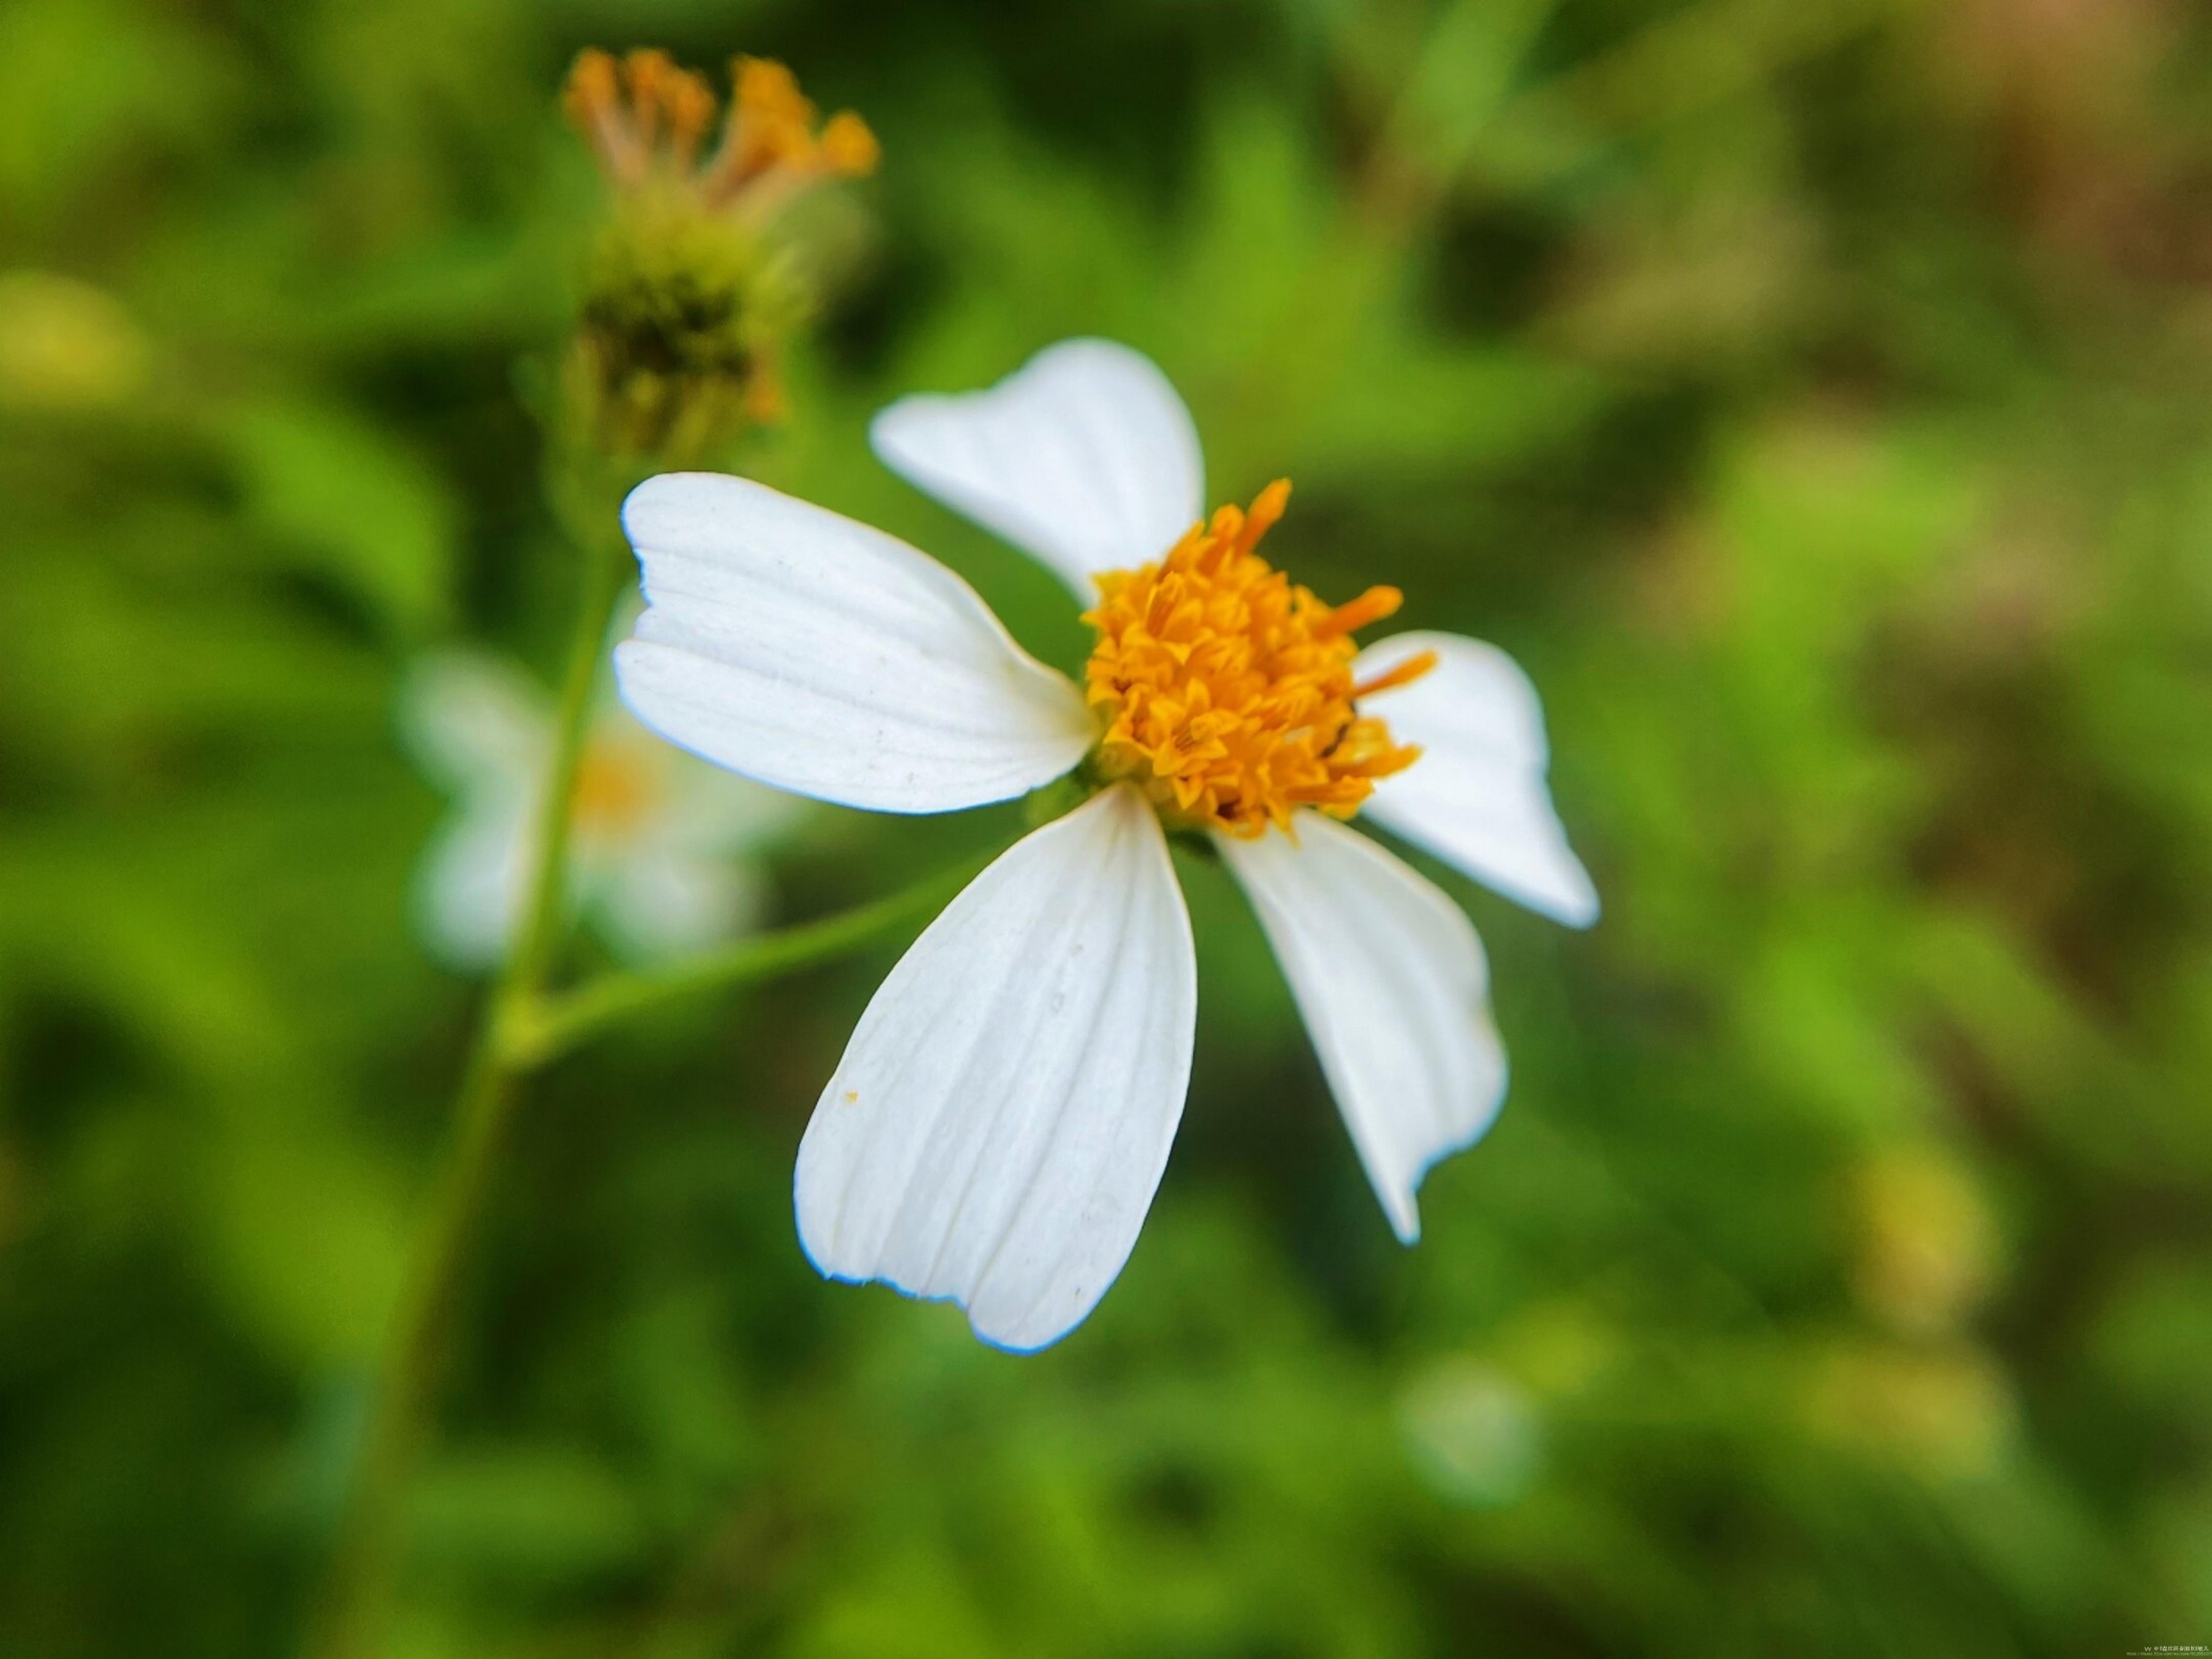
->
7, 0, 2212, 1654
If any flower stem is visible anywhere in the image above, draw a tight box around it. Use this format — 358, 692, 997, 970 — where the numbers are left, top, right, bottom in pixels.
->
498, 849, 992, 1071
306, 509, 631, 1659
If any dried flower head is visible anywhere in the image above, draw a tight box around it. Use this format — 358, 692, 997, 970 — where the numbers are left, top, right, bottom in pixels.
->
558, 50, 877, 464
563, 49, 876, 223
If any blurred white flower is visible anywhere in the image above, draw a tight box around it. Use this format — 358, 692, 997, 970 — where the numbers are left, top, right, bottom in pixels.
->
1398, 1356, 1545, 1508
612, 339, 1597, 1349
399, 643, 803, 971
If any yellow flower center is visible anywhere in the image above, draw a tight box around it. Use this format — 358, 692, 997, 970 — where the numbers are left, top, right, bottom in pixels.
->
570, 733, 665, 844
1082, 480, 1436, 839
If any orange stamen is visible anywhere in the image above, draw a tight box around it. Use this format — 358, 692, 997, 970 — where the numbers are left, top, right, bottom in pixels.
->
561, 48, 876, 206
664, 68, 718, 168
820, 110, 881, 177
1082, 481, 1423, 838
1350, 649, 1438, 699
622, 50, 672, 151
1313, 584, 1402, 640
563, 48, 620, 128
1240, 477, 1292, 551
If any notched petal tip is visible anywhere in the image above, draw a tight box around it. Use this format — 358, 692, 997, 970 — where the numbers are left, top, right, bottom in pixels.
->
1355, 631, 1601, 930
869, 337, 1205, 594
793, 784, 1197, 1351
1219, 813, 1508, 1244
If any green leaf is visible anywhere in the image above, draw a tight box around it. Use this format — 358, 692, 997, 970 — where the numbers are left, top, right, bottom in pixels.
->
219, 396, 459, 637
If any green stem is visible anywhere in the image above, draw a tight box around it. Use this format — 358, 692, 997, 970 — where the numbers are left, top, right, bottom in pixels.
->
310, 479, 1000, 1654
306, 1037, 512, 1659
500, 850, 992, 1071
306, 517, 630, 1659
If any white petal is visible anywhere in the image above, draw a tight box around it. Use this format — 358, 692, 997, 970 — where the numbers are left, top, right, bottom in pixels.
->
595, 850, 767, 962
413, 791, 531, 971
1356, 632, 1598, 928
871, 338, 1205, 596
615, 473, 1094, 814
397, 653, 547, 793
796, 784, 1197, 1352
1218, 814, 1506, 1244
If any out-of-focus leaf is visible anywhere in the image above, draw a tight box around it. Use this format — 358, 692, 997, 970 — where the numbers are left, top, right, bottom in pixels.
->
218, 397, 460, 637
0, 0, 237, 217
409, 1445, 652, 1582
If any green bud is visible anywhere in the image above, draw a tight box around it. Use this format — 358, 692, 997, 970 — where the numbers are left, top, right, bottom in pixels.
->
561, 190, 807, 467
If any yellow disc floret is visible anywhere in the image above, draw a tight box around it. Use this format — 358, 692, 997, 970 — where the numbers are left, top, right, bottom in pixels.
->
1082, 480, 1437, 838
571, 731, 665, 846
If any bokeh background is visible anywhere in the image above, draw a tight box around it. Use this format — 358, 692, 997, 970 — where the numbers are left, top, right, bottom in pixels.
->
6, 0, 2212, 1654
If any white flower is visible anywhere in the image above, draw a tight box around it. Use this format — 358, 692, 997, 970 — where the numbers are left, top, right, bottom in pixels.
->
1398, 1356, 1545, 1508
614, 339, 1597, 1350
401, 644, 803, 970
